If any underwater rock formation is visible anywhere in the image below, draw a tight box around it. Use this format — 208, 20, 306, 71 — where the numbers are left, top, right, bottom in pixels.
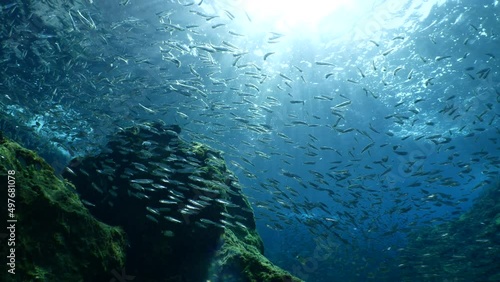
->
0, 134, 126, 281
400, 182, 500, 281
62, 122, 301, 282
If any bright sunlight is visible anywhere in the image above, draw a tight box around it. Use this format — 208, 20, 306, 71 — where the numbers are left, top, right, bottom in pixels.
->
239, 0, 360, 33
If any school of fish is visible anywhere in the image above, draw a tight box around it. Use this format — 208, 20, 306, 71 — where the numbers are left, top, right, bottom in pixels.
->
0, 0, 498, 280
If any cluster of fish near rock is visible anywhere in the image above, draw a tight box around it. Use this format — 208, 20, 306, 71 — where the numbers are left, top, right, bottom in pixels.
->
63, 122, 256, 239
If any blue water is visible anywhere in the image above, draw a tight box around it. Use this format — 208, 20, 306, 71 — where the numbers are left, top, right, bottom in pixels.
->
1, 0, 498, 281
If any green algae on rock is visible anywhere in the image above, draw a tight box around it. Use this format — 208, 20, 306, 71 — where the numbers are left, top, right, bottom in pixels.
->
0, 136, 126, 282
208, 229, 302, 282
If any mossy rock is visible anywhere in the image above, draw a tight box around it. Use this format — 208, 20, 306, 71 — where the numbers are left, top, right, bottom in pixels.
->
0, 138, 126, 282
191, 141, 210, 159
209, 230, 302, 282
494, 213, 500, 226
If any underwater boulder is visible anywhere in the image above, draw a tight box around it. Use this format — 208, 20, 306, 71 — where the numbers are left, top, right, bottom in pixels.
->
400, 181, 500, 281
0, 134, 126, 282
208, 229, 301, 282
63, 122, 302, 282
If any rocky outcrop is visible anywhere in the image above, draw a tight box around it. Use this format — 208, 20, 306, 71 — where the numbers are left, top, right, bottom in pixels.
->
400, 182, 500, 281
0, 134, 126, 282
60, 122, 302, 282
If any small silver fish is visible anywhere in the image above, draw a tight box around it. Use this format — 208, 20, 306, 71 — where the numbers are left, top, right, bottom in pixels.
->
131, 179, 154, 184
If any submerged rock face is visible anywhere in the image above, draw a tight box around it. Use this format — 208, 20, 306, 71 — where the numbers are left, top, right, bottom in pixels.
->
0, 135, 126, 282
400, 182, 500, 281
63, 122, 301, 282
209, 230, 299, 282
